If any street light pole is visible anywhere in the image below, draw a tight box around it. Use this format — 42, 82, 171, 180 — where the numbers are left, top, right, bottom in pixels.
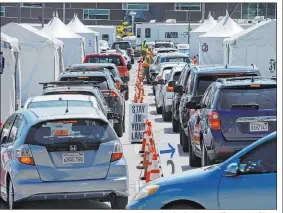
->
63, 3, 65, 23
129, 11, 136, 34
41, 3, 45, 28
188, 5, 191, 44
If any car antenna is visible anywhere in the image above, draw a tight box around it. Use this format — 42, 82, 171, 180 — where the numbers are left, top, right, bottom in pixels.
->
65, 100, 69, 113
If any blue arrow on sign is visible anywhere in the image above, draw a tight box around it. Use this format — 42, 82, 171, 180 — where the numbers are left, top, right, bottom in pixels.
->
160, 143, 176, 159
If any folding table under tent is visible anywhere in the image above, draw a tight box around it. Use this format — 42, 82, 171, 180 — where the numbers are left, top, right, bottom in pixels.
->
199, 11, 244, 65
42, 13, 86, 68
1, 23, 64, 105
67, 14, 100, 55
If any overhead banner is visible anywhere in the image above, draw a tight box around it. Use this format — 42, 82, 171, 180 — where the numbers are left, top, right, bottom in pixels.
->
129, 103, 149, 144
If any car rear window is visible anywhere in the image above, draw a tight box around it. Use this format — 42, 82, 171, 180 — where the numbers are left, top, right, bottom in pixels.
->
28, 101, 93, 109
160, 57, 190, 63
158, 50, 177, 54
86, 56, 124, 66
25, 119, 117, 145
155, 43, 173, 48
112, 42, 131, 50
59, 76, 109, 90
178, 49, 189, 54
218, 87, 276, 110
173, 72, 181, 81
196, 74, 258, 95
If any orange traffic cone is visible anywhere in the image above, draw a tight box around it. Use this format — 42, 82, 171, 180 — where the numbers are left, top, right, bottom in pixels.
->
140, 143, 153, 180
146, 153, 162, 183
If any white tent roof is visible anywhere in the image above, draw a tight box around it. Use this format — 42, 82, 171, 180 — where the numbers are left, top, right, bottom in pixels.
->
1, 23, 64, 48
200, 11, 244, 38
42, 13, 83, 39
192, 12, 217, 33
1, 32, 20, 52
223, 19, 276, 44
67, 14, 99, 36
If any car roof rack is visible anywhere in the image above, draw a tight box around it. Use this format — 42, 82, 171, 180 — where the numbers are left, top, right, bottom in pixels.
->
39, 81, 101, 89
216, 76, 277, 83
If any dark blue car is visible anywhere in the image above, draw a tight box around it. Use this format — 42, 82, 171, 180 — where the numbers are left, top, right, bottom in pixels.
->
187, 76, 277, 167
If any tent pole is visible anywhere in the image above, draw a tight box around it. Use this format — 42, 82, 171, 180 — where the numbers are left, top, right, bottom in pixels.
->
41, 3, 45, 28
202, 3, 205, 23
63, 3, 66, 24
18, 3, 21, 23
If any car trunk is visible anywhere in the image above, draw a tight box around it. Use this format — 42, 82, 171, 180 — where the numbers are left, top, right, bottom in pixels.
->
217, 86, 276, 142
26, 119, 117, 182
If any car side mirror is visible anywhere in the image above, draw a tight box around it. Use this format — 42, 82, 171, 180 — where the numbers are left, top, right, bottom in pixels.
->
152, 81, 157, 86
158, 79, 165, 84
121, 84, 128, 91
174, 85, 183, 94
127, 64, 131, 71
168, 80, 176, 87
114, 77, 119, 83
224, 163, 239, 177
107, 112, 119, 120
186, 101, 201, 109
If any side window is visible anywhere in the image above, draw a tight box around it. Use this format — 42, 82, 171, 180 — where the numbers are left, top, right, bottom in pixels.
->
201, 87, 212, 107
16, 115, 27, 139
0, 114, 16, 144
239, 139, 277, 174
186, 72, 194, 95
137, 28, 141, 38
7, 114, 24, 143
145, 28, 151, 38
102, 34, 109, 41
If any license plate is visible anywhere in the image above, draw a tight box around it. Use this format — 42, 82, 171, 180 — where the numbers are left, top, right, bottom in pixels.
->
62, 152, 84, 164
249, 122, 268, 132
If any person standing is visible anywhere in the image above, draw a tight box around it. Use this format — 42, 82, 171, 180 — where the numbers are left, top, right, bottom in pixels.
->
143, 50, 153, 84
141, 40, 148, 59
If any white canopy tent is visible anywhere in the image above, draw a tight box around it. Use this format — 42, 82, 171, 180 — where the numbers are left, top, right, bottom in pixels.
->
42, 13, 85, 68
0, 33, 21, 123
189, 12, 217, 57
67, 14, 99, 54
1, 23, 64, 105
223, 19, 276, 77
199, 11, 244, 65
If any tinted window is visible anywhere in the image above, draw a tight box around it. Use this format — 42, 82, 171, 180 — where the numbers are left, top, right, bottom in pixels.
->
165, 32, 178, 38
239, 138, 277, 174
160, 57, 190, 63
25, 119, 118, 145
7, 114, 23, 143
137, 28, 141, 38
112, 42, 131, 50
178, 49, 189, 55
102, 34, 109, 41
155, 43, 173, 48
158, 50, 177, 54
60, 76, 109, 90
87, 56, 124, 66
28, 101, 93, 109
173, 72, 181, 82
0, 114, 16, 143
218, 88, 276, 110
145, 28, 151, 38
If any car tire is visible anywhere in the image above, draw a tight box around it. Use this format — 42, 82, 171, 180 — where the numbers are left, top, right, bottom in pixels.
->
201, 141, 211, 167
162, 104, 171, 122
8, 179, 15, 209
166, 203, 196, 209
172, 116, 179, 132
182, 128, 189, 152
179, 122, 183, 145
110, 196, 128, 209
189, 140, 201, 167
114, 119, 123, 137
153, 86, 156, 96
156, 105, 162, 114
125, 90, 129, 101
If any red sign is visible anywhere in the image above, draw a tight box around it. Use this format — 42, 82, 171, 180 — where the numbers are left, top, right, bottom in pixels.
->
202, 43, 208, 52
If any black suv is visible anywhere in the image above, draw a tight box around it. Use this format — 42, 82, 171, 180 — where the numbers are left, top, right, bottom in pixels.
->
58, 71, 126, 137
111, 41, 135, 64
187, 76, 276, 167
175, 65, 261, 152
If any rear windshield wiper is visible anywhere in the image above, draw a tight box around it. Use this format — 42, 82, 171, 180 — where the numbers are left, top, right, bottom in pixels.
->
231, 104, 259, 110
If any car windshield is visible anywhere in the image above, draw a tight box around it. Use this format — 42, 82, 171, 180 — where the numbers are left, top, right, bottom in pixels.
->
28, 100, 93, 109
112, 42, 131, 50
87, 56, 124, 66
178, 49, 189, 54
25, 119, 117, 145
155, 43, 173, 48
59, 76, 109, 90
218, 87, 276, 110
160, 57, 190, 63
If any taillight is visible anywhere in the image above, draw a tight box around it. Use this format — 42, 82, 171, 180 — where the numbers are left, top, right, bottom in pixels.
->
0, 122, 3, 128
208, 111, 221, 130
116, 82, 121, 89
167, 86, 174, 92
16, 145, 35, 166
119, 67, 128, 77
130, 49, 134, 55
111, 143, 123, 162
102, 90, 118, 97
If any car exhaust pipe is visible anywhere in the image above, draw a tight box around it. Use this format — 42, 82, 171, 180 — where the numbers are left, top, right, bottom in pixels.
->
108, 192, 117, 200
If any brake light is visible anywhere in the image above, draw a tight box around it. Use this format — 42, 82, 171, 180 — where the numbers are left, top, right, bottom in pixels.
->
116, 82, 121, 89
250, 84, 261, 88
193, 123, 200, 144
111, 143, 123, 162
102, 90, 118, 97
0, 122, 3, 128
167, 86, 174, 92
16, 145, 35, 166
208, 111, 221, 130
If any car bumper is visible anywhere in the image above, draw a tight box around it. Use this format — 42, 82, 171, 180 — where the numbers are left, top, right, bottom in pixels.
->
14, 177, 128, 202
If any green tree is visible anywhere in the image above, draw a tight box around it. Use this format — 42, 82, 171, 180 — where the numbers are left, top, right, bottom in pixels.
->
116, 21, 134, 38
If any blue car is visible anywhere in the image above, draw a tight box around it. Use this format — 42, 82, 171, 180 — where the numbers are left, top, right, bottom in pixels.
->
187, 76, 277, 167
127, 131, 276, 210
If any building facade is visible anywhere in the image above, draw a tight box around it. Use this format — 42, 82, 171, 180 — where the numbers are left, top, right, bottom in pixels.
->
0, 3, 277, 26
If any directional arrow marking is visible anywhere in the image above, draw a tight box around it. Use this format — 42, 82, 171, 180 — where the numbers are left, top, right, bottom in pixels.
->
160, 143, 176, 159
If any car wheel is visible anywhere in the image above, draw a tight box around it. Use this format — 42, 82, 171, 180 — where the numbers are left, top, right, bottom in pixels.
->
162, 103, 171, 121
201, 141, 211, 167
189, 140, 201, 167
156, 105, 162, 114
114, 119, 123, 137
172, 116, 179, 132
182, 128, 189, 152
125, 90, 129, 101
110, 196, 128, 209
179, 122, 183, 145
166, 203, 197, 209
122, 115, 125, 133
8, 180, 15, 209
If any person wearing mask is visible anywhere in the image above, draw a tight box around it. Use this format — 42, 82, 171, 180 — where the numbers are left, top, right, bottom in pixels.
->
143, 50, 153, 84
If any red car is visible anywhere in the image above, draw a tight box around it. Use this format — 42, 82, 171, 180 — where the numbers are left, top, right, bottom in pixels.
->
84, 53, 130, 83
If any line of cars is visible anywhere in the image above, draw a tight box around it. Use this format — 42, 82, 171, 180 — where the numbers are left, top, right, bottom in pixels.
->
0, 51, 132, 209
